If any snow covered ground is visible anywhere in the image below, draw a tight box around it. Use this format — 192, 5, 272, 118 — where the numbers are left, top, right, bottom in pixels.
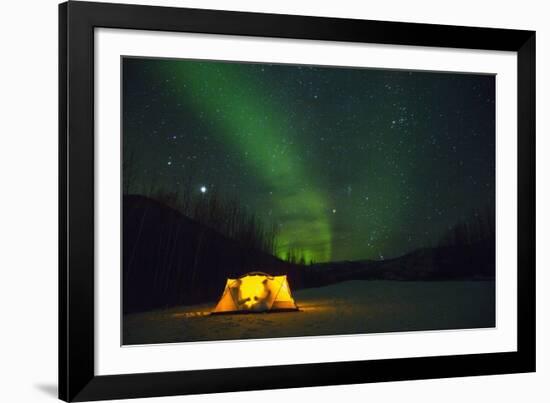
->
123, 280, 495, 345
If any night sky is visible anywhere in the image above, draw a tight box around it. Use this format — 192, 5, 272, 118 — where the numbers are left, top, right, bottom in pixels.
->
123, 57, 495, 263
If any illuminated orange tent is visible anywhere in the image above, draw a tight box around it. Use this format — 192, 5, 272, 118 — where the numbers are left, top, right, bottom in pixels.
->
212, 272, 298, 314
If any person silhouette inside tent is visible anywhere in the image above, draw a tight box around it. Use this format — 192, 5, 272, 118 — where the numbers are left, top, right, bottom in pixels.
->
249, 278, 271, 312
233, 277, 272, 312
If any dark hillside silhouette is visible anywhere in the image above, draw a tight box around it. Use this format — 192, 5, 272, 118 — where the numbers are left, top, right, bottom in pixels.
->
302, 208, 495, 287
301, 240, 494, 288
123, 195, 300, 313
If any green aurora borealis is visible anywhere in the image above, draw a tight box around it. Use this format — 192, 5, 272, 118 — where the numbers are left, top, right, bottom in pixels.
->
123, 58, 495, 263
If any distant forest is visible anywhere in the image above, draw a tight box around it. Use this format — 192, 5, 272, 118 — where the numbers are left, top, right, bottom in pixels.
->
439, 205, 495, 248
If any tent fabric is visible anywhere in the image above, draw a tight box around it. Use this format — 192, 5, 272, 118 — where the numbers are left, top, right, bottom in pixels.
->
212, 272, 298, 314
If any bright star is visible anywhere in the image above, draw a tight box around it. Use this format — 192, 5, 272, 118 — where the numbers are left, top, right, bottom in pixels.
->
200, 186, 207, 193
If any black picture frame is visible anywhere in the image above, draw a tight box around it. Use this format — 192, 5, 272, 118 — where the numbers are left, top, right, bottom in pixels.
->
59, 1, 536, 401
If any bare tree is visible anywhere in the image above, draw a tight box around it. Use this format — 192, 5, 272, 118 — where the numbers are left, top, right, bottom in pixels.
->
122, 147, 137, 195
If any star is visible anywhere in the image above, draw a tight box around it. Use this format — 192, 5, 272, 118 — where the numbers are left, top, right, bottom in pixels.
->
200, 186, 207, 193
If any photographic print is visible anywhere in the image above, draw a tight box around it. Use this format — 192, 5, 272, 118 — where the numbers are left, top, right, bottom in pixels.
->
122, 57, 496, 345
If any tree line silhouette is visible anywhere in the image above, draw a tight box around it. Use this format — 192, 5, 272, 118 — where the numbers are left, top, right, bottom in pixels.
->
439, 205, 495, 248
